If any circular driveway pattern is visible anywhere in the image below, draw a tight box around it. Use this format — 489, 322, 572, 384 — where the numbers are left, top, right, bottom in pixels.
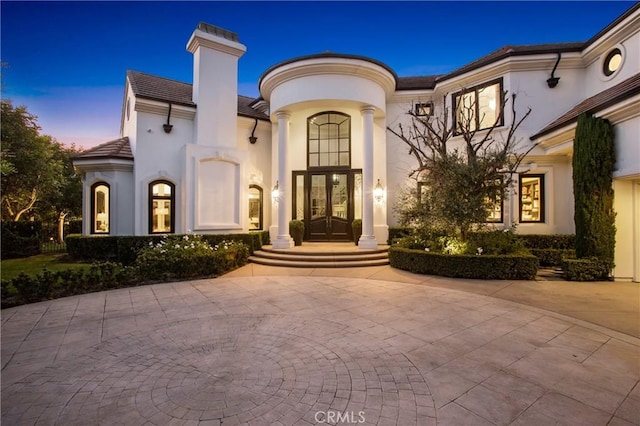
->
2, 276, 639, 425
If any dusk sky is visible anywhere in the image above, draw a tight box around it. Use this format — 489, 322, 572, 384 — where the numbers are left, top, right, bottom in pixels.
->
1, 1, 636, 149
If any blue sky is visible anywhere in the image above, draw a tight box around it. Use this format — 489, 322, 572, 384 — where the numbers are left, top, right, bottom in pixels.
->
1, 1, 636, 149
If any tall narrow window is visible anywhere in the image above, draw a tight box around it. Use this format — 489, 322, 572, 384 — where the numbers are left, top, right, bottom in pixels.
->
308, 112, 351, 168
248, 185, 263, 230
520, 174, 545, 223
149, 181, 175, 234
91, 182, 110, 234
453, 79, 503, 133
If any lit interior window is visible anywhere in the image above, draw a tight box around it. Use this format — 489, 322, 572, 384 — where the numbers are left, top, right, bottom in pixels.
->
248, 185, 263, 230
603, 48, 622, 76
93, 183, 109, 233
520, 175, 544, 222
150, 181, 174, 233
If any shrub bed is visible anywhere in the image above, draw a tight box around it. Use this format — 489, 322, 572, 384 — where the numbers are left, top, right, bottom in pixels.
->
66, 232, 265, 265
562, 257, 611, 281
135, 235, 249, 281
2, 235, 250, 309
389, 247, 538, 280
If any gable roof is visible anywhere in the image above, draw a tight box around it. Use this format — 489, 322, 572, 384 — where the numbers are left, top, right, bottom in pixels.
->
531, 72, 640, 140
126, 70, 268, 120
73, 137, 133, 161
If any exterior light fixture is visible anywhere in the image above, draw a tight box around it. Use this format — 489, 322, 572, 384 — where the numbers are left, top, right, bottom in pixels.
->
374, 179, 384, 203
546, 52, 561, 89
249, 118, 258, 144
332, 174, 340, 185
163, 103, 174, 133
271, 181, 279, 202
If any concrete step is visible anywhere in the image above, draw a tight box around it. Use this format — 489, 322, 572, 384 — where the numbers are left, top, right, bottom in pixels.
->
249, 244, 390, 268
248, 256, 389, 268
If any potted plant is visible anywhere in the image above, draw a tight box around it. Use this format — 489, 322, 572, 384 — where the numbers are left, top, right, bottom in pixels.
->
289, 220, 304, 246
352, 219, 362, 245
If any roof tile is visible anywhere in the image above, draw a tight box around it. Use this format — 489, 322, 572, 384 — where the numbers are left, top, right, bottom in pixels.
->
73, 137, 133, 160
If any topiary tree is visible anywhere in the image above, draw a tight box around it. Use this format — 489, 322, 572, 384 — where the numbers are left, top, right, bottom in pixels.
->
572, 113, 616, 276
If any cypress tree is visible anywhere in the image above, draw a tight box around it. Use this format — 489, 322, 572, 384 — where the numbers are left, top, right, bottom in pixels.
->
572, 113, 616, 274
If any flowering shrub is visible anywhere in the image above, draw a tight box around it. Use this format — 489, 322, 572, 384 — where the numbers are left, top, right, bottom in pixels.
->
134, 235, 249, 281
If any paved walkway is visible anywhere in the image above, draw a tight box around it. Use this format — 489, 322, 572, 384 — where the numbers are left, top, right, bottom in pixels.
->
1, 265, 639, 425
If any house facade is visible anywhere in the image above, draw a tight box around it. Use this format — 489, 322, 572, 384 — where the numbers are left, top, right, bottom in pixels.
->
74, 5, 640, 281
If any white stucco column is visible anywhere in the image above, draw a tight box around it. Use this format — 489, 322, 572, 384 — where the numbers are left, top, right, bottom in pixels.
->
359, 106, 378, 249
272, 111, 293, 249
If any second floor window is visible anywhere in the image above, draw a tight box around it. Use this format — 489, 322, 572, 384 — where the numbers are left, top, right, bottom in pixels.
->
453, 79, 503, 134
308, 112, 351, 168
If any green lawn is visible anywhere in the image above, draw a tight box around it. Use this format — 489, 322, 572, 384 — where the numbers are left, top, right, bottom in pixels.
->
1, 254, 91, 281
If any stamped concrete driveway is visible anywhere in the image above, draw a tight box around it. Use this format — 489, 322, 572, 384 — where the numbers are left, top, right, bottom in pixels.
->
2, 274, 639, 425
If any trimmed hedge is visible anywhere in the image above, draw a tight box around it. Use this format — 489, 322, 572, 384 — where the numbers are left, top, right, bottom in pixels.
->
66, 232, 266, 265
529, 248, 576, 267
517, 234, 575, 249
1, 262, 133, 308
389, 247, 538, 280
562, 257, 611, 281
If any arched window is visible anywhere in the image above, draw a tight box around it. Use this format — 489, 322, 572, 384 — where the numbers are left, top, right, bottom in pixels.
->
91, 182, 110, 234
248, 185, 263, 230
149, 180, 175, 234
307, 112, 351, 168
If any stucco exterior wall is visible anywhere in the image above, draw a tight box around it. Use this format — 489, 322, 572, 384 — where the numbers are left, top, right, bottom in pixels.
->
82, 169, 134, 236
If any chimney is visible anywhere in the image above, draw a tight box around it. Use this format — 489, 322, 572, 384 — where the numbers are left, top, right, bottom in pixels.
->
187, 22, 246, 147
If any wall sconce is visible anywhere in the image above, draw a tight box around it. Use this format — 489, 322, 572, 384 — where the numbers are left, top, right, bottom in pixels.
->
271, 181, 279, 202
249, 118, 258, 144
546, 52, 561, 89
163, 103, 173, 133
374, 179, 385, 203
332, 174, 340, 185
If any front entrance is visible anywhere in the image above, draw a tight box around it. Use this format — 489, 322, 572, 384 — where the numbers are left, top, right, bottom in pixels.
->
293, 170, 362, 241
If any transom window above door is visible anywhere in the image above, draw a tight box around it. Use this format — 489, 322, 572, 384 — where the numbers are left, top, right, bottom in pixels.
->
308, 112, 351, 168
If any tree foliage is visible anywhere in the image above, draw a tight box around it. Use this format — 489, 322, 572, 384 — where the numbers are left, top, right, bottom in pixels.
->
388, 90, 533, 240
1, 100, 82, 227
572, 113, 616, 275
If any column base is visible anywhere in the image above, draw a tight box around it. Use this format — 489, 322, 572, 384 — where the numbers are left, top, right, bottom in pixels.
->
358, 235, 378, 250
272, 235, 294, 249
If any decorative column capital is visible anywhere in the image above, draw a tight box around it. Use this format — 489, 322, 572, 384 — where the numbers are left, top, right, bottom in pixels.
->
276, 111, 291, 121
360, 106, 376, 115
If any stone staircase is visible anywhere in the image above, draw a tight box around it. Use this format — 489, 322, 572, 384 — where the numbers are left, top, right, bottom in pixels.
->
249, 242, 390, 268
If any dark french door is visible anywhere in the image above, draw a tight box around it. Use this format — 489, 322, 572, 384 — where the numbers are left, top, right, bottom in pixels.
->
293, 170, 361, 241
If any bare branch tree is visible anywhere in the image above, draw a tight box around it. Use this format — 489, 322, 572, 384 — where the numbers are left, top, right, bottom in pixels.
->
388, 88, 534, 240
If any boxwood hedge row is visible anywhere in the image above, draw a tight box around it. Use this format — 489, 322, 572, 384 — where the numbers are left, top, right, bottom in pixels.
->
389, 247, 539, 280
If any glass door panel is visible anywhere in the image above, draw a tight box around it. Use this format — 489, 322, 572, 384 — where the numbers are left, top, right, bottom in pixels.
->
330, 173, 349, 239
309, 174, 328, 239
